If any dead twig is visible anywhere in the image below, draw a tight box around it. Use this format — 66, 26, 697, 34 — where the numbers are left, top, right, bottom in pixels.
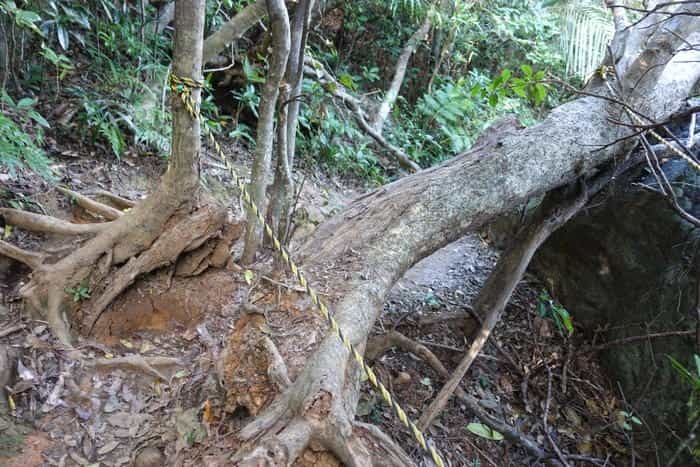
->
91, 354, 181, 381
583, 329, 695, 352
365, 330, 551, 460
0, 324, 25, 338
544, 366, 572, 467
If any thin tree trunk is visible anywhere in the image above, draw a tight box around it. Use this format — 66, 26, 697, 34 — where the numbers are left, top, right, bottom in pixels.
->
268, 0, 313, 242
162, 0, 204, 198
241, 0, 291, 264
202, 0, 267, 64
371, 14, 432, 135
418, 182, 588, 430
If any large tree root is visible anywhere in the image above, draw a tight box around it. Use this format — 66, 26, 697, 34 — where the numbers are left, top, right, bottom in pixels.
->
0, 187, 231, 345
222, 310, 416, 466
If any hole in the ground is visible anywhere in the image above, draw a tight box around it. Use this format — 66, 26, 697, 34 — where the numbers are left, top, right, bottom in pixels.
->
90, 268, 243, 345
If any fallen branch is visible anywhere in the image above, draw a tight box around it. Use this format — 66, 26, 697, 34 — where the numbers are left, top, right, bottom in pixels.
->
365, 330, 550, 460
202, 0, 267, 65
91, 354, 182, 381
0, 324, 25, 338
544, 367, 572, 467
304, 57, 421, 172
418, 181, 589, 431
584, 329, 695, 352
418, 310, 473, 326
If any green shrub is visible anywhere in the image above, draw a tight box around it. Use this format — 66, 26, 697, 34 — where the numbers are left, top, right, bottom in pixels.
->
0, 91, 53, 178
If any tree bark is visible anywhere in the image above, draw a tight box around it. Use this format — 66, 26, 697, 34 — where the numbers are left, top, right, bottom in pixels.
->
268, 0, 313, 243
241, 0, 291, 264
0, 0, 213, 346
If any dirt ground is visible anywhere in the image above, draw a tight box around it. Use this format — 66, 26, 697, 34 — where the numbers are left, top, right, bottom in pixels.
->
0, 144, 641, 467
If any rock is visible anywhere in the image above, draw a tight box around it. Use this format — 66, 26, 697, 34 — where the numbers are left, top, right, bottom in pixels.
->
531, 156, 700, 463
134, 447, 165, 467
393, 371, 411, 386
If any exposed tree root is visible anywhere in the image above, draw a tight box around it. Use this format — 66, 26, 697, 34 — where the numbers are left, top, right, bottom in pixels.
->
57, 186, 123, 220
2, 185, 229, 346
92, 189, 137, 210
0, 208, 111, 235
83, 203, 226, 334
0, 240, 44, 269
224, 313, 416, 467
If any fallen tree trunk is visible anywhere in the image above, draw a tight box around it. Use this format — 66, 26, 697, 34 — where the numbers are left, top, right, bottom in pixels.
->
227, 7, 700, 464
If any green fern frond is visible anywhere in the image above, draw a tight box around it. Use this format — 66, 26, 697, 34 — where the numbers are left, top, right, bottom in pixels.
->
555, 2, 614, 78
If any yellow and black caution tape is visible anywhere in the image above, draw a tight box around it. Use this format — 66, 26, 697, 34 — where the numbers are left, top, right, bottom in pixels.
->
169, 73, 446, 467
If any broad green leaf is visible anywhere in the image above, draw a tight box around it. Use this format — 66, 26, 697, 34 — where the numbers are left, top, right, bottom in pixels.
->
534, 84, 546, 104
29, 111, 50, 128
512, 85, 527, 98
243, 269, 254, 285
520, 64, 533, 77
488, 94, 499, 107
338, 73, 356, 91
556, 308, 574, 335
57, 24, 69, 50
467, 422, 504, 441
16, 97, 35, 109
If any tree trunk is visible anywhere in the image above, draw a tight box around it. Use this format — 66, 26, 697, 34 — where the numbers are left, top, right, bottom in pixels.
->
418, 182, 589, 431
202, 0, 267, 65
371, 14, 432, 135
228, 8, 700, 463
0, 0, 221, 345
268, 0, 313, 243
241, 0, 291, 264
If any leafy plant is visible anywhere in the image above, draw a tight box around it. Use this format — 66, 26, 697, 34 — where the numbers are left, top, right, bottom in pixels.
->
65, 282, 91, 302
40, 1, 92, 51
617, 410, 643, 431
231, 84, 261, 119
667, 354, 700, 460
538, 290, 574, 337
228, 123, 255, 146
0, 1, 42, 34
471, 65, 549, 107
467, 422, 504, 441
0, 91, 53, 178
549, 0, 614, 79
